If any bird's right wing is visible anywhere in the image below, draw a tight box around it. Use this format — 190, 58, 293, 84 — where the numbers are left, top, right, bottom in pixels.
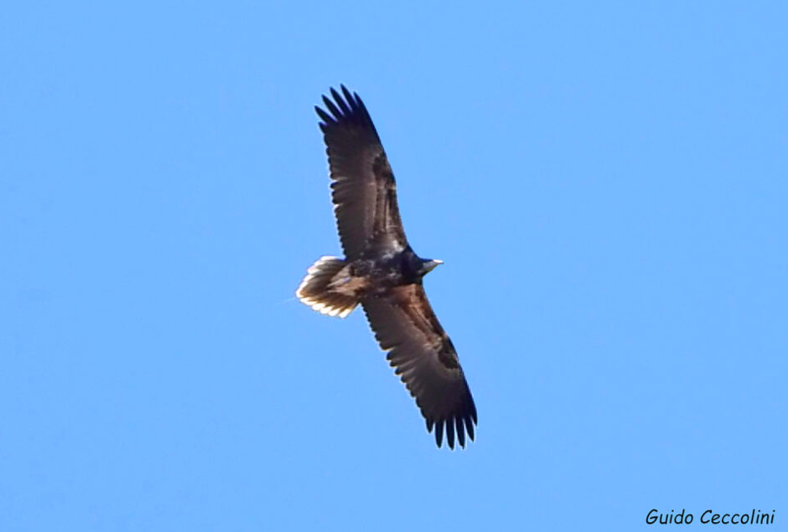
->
362, 284, 477, 449
316, 86, 408, 260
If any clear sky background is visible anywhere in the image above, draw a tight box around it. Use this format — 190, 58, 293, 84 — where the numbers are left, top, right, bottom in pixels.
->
2, 2, 786, 531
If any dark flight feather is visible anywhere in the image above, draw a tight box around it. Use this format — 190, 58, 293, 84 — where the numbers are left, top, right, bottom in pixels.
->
361, 285, 477, 449
316, 85, 407, 259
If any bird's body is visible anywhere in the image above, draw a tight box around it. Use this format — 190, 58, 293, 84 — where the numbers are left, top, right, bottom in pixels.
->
296, 86, 477, 449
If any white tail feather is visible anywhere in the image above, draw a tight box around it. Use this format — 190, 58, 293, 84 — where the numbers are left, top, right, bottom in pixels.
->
296, 256, 359, 318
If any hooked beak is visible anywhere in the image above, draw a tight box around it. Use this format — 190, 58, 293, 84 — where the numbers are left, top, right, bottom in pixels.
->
424, 259, 443, 274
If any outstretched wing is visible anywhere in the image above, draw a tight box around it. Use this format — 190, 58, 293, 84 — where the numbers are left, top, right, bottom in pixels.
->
316, 86, 408, 260
362, 284, 477, 449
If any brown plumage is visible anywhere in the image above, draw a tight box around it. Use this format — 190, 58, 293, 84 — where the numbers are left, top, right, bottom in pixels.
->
296, 86, 477, 449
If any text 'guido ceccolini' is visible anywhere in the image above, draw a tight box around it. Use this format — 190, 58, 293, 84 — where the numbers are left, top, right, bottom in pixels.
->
647, 509, 775, 525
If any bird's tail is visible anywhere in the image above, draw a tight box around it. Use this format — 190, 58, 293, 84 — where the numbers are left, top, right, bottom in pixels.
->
296, 256, 361, 318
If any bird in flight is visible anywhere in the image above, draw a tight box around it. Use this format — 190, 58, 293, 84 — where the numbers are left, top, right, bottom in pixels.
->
296, 86, 477, 449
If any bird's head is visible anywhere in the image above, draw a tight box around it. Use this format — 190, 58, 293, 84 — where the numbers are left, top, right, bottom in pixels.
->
420, 259, 443, 276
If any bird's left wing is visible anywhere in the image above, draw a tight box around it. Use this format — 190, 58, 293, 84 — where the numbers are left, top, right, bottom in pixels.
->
361, 284, 477, 449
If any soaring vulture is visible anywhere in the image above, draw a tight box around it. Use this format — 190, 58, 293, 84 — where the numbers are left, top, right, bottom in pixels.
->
296, 86, 477, 449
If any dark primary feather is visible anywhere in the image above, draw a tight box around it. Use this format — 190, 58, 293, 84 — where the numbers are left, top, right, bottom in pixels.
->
361, 284, 477, 449
315, 86, 408, 259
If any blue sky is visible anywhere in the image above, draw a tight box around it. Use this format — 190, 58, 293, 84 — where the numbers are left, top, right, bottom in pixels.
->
2, 1, 786, 530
